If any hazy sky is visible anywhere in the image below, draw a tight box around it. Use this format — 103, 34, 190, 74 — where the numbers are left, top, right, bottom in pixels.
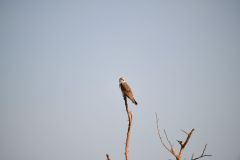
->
1, 1, 240, 160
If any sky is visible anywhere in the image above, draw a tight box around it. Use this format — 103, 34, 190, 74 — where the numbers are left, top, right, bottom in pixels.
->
0, 0, 240, 160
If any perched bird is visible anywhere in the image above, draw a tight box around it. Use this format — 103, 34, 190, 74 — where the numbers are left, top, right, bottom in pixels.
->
119, 77, 138, 105
177, 140, 183, 146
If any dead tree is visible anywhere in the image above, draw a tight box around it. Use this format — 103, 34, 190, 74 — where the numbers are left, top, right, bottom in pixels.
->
155, 113, 212, 160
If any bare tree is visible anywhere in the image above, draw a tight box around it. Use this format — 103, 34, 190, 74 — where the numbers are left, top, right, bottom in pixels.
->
105, 109, 211, 160
155, 113, 212, 160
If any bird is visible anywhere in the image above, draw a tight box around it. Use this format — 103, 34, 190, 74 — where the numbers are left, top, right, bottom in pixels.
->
119, 77, 138, 105
177, 140, 183, 146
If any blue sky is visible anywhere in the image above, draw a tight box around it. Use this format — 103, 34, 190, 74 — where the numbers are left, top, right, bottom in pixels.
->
1, 1, 240, 160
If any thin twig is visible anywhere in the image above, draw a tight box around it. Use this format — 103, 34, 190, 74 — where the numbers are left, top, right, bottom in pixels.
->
155, 113, 172, 153
191, 144, 212, 160
180, 129, 188, 135
164, 129, 173, 149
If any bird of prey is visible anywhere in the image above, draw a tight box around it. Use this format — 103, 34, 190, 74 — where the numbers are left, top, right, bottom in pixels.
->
119, 77, 138, 105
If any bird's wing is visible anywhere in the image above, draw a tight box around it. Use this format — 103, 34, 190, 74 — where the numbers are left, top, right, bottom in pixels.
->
120, 82, 132, 93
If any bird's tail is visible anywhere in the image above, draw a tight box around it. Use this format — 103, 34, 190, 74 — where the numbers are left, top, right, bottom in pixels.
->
132, 98, 138, 106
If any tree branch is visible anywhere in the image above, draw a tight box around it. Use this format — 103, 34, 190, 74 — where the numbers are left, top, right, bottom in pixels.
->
178, 128, 195, 159
124, 96, 132, 160
191, 144, 212, 160
164, 129, 173, 149
155, 113, 171, 153
155, 113, 177, 157
106, 154, 111, 160
155, 113, 209, 160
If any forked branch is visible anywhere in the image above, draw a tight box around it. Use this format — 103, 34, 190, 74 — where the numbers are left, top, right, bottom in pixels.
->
191, 144, 212, 160
155, 113, 211, 160
155, 113, 177, 157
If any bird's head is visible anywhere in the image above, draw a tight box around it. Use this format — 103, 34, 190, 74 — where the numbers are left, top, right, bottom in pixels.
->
119, 77, 126, 83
